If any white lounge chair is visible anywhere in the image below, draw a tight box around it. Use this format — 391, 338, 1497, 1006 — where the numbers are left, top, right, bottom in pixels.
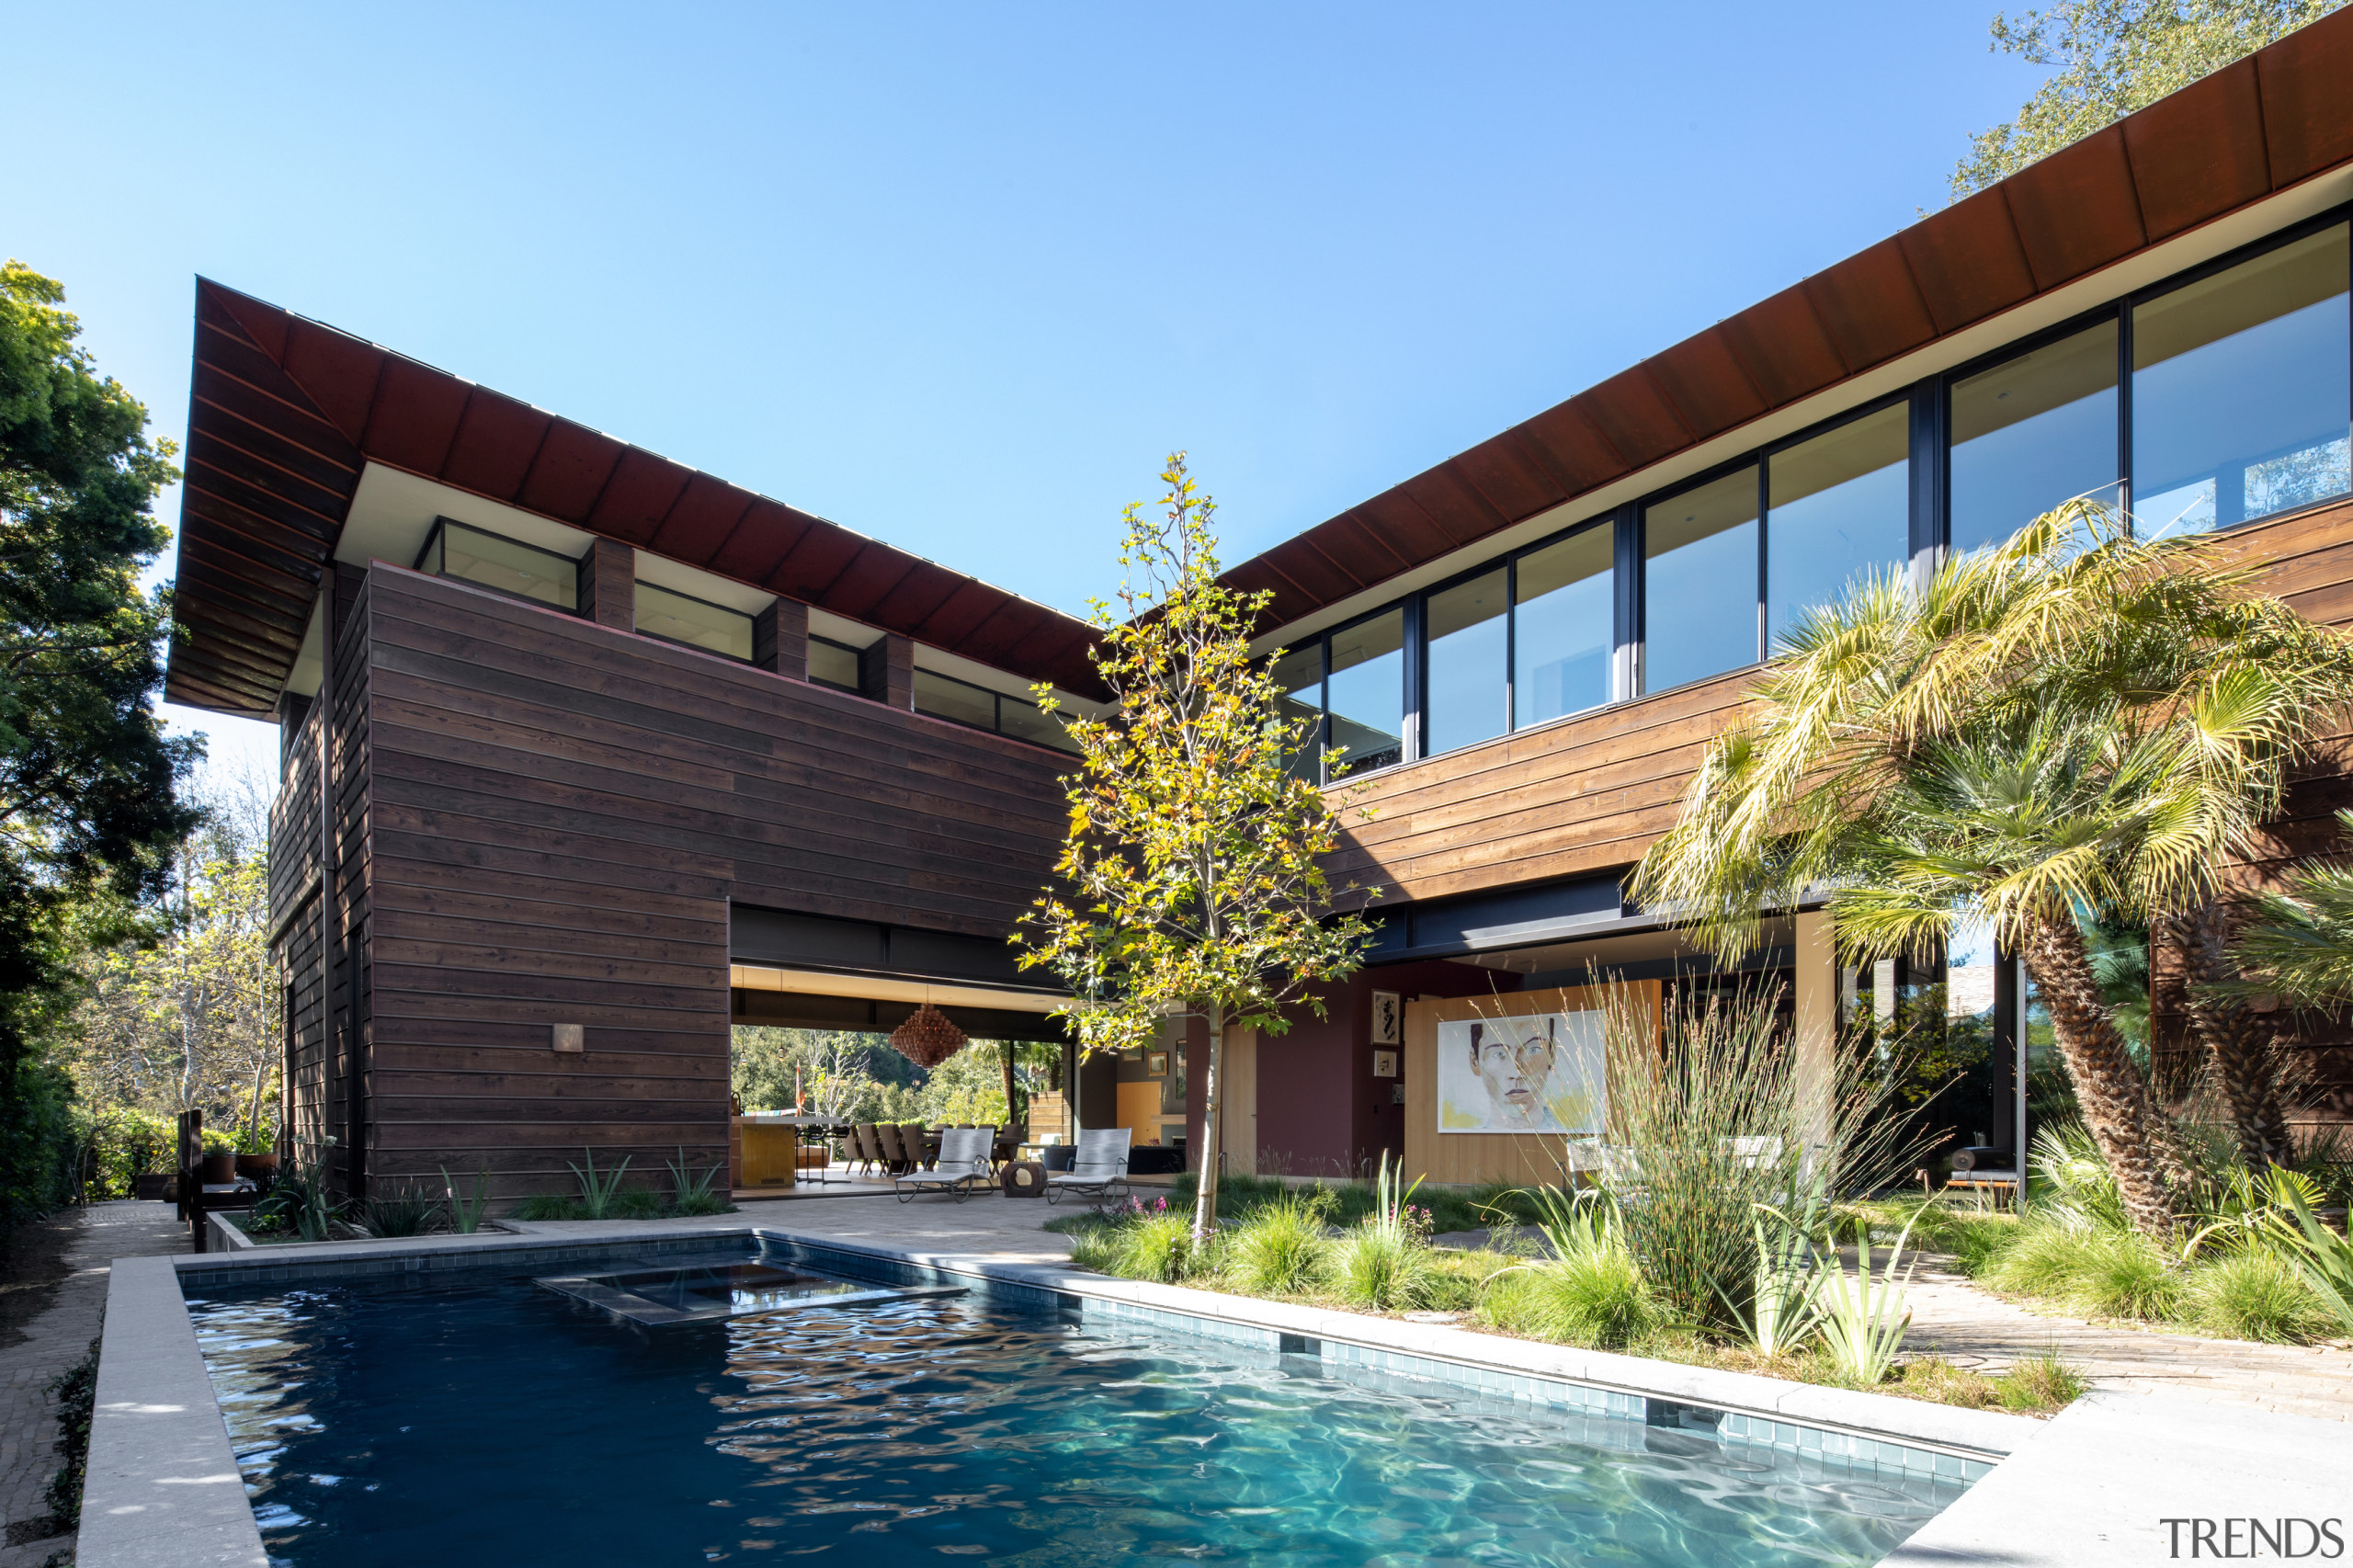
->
894, 1125, 995, 1203
1045, 1126, 1131, 1209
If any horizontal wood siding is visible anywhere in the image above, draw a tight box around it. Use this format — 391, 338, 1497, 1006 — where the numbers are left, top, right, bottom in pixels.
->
269, 698, 328, 1169
357, 566, 1072, 1199
1327, 667, 1755, 906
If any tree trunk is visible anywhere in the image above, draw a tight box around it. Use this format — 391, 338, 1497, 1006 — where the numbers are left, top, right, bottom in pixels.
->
2018, 914, 2188, 1236
2165, 903, 2290, 1170
1193, 1012, 1223, 1244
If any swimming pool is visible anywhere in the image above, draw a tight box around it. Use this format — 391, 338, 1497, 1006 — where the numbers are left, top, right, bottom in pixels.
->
188, 1246, 1963, 1566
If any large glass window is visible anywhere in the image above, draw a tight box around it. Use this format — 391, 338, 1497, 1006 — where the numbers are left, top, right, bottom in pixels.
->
1766, 403, 1908, 643
1949, 321, 2120, 555
999, 693, 1080, 755
807, 636, 860, 692
634, 581, 753, 662
1424, 568, 1507, 756
914, 668, 998, 730
1643, 466, 1758, 693
1270, 642, 1324, 782
1513, 526, 1611, 728
1326, 608, 1404, 777
2133, 223, 2351, 537
416, 518, 581, 611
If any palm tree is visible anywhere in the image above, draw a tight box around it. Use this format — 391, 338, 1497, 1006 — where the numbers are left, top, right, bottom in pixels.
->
2233, 809, 2353, 1010
1631, 502, 2353, 1235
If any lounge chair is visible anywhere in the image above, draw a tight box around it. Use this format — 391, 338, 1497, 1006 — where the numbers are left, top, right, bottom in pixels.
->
895, 1125, 995, 1203
1045, 1127, 1131, 1209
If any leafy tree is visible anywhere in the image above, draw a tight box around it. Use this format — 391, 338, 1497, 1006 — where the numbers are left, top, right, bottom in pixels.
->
1952, 0, 2343, 198
1017, 455, 1380, 1242
0, 260, 199, 1239
67, 833, 274, 1133
1630, 503, 2353, 1235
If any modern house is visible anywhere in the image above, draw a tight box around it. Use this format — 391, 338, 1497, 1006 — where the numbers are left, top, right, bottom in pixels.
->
168, 11, 2353, 1199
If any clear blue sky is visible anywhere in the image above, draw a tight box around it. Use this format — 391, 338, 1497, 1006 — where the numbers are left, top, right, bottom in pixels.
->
7, 3, 2049, 790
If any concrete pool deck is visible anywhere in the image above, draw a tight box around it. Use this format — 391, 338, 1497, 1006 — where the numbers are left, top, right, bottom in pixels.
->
85, 1195, 2353, 1567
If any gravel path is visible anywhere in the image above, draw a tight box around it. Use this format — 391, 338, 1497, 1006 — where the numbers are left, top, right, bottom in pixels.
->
0, 1203, 187, 1566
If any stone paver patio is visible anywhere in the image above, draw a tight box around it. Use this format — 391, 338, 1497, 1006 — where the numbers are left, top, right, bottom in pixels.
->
0, 1202, 186, 1567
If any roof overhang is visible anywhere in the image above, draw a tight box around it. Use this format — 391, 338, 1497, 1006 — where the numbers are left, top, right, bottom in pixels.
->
165, 283, 1108, 716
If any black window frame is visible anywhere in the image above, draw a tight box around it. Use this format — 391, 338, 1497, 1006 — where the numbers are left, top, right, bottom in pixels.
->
912, 663, 1079, 755
413, 517, 586, 614
1264, 203, 2353, 781
631, 578, 756, 665
806, 634, 863, 694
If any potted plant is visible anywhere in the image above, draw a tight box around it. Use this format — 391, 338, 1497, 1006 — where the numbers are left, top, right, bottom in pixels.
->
199, 1128, 237, 1186
233, 1122, 279, 1180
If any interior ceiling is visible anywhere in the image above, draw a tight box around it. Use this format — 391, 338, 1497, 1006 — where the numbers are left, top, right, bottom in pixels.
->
1219, 14, 2353, 633
165, 282, 1109, 717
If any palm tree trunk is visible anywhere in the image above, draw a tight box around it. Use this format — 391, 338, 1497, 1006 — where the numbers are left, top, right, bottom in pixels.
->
2165, 903, 2290, 1169
2018, 914, 2187, 1236
1192, 1011, 1223, 1244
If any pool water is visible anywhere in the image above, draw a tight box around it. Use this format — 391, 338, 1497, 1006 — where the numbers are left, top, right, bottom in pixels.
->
187, 1251, 1960, 1567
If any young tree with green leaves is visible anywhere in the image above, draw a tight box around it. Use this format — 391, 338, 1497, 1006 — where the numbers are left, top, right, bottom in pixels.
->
0, 259, 200, 1237
1017, 455, 1381, 1241
1631, 502, 2353, 1236
1953, 0, 2342, 198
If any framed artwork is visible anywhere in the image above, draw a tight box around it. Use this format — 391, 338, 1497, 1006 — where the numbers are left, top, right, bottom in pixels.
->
1437, 1011, 1605, 1134
1371, 1050, 1399, 1078
1370, 991, 1401, 1045
1146, 1051, 1170, 1077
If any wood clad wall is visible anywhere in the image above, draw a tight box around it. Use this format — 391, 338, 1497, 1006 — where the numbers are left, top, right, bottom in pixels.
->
1402, 983, 1657, 1187
1326, 671, 1754, 906
355, 565, 1071, 1199
328, 590, 374, 1196
269, 699, 328, 1164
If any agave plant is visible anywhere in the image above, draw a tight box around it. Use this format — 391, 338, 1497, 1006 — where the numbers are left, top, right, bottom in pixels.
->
665, 1147, 729, 1216
441, 1167, 493, 1234
567, 1149, 635, 1220
1728, 1200, 1827, 1357
1814, 1207, 1927, 1386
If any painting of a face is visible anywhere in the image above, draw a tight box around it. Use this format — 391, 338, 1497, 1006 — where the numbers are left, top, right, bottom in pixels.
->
1437, 1011, 1603, 1134
1471, 1019, 1557, 1130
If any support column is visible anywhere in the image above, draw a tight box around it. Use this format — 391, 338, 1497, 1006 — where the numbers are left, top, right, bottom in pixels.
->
753, 598, 809, 679
1794, 907, 1837, 1173
859, 633, 914, 710
580, 538, 635, 631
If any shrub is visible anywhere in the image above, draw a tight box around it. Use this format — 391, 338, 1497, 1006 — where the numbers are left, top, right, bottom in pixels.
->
87, 1106, 176, 1198
359, 1180, 443, 1238
2187, 1247, 2329, 1344
1982, 1219, 2093, 1299
1995, 1346, 2088, 1412
1895, 1356, 1998, 1409
1482, 1247, 1656, 1349
1224, 1193, 1332, 1296
1120, 1212, 1198, 1283
2068, 1229, 2180, 1321
1596, 983, 1924, 1331
1335, 1227, 1434, 1312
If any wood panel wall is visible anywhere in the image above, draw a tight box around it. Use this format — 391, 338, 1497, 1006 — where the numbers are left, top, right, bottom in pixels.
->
1325, 670, 1755, 907
1402, 983, 1657, 1187
349, 564, 1071, 1199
